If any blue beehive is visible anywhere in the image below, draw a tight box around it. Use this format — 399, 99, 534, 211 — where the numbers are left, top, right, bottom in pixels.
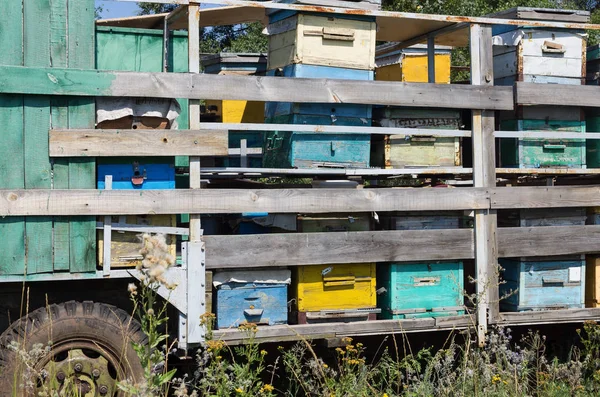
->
264, 64, 373, 168
378, 262, 464, 319
97, 159, 175, 190
213, 270, 291, 328
500, 257, 586, 311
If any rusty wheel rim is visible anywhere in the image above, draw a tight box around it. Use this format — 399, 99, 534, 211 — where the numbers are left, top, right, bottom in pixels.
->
35, 339, 129, 397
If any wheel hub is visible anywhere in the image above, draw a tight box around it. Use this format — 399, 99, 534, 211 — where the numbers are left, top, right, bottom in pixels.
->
38, 343, 119, 396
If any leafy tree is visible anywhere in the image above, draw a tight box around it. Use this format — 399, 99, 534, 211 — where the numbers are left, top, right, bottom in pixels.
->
138, 3, 177, 15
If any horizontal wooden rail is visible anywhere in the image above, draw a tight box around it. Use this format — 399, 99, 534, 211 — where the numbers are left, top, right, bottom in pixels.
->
4, 186, 600, 216
491, 186, 600, 209
498, 308, 600, 325
49, 129, 228, 157
0, 65, 514, 110
203, 225, 600, 269
0, 188, 489, 216
516, 82, 600, 107
204, 230, 475, 269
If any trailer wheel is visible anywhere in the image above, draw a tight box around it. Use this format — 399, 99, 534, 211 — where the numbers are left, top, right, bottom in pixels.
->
0, 301, 145, 396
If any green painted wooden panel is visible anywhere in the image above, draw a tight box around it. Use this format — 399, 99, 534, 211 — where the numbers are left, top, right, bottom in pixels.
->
586, 116, 600, 168
95, 26, 190, 168
0, 0, 26, 275
68, 0, 96, 273
500, 119, 586, 168
24, 0, 53, 274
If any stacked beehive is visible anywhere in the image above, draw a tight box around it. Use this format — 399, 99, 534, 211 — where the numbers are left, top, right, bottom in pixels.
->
372, 44, 464, 168
262, 0, 379, 168
492, 7, 589, 169
377, 211, 468, 319
498, 209, 586, 311
201, 53, 268, 167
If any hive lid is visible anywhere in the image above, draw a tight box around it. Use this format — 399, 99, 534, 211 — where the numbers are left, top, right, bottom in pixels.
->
271, 0, 381, 11
487, 7, 590, 23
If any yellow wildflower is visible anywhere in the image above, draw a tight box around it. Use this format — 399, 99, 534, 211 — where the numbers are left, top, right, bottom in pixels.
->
323, 364, 328, 369
383, 394, 389, 397
235, 388, 243, 393
261, 349, 268, 356
341, 337, 353, 344
492, 374, 502, 385
261, 384, 274, 393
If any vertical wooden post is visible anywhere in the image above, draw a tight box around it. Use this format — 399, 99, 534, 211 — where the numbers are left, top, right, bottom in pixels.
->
103, 175, 112, 276
470, 23, 499, 345
188, 4, 201, 242
427, 36, 436, 83
185, 3, 206, 346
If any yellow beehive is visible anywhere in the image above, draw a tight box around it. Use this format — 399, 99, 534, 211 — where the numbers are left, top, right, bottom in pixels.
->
98, 215, 177, 268
296, 263, 377, 312
375, 44, 452, 83
204, 99, 265, 123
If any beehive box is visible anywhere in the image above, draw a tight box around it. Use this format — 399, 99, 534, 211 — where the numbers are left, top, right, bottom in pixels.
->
498, 208, 586, 228
498, 107, 586, 168
97, 160, 175, 190
292, 214, 376, 323
98, 215, 177, 268
586, 208, 600, 307
585, 46, 600, 167
213, 270, 291, 328
372, 108, 462, 168
380, 211, 470, 230
201, 53, 268, 167
267, 13, 377, 70
375, 44, 452, 84
378, 262, 464, 319
500, 256, 586, 311
264, 64, 372, 168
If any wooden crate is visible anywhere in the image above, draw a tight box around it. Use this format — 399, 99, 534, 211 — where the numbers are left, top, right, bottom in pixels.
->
201, 53, 267, 167
375, 44, 452, 84
500, 256, 586, 311
294, 263, 377, 322
493, 28, 586, 86
378, 262, 464, 319
498, 107, 586, 169
98, 215, 177, 269
292, 214, 376, 322
267, 13, 376, 70
372, 108, 462, 168
213, 270, 290, 328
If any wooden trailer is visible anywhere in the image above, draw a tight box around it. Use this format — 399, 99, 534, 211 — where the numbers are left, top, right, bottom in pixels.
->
3, 0, 600, 393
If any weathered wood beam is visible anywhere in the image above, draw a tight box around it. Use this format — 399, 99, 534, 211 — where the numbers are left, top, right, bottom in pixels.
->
516, 82, 600, 107
498, 308, 600, 325
0, 188, 489, 216
0, 65, 514, 110
204, 229, 475, 269
49, 129, 228, 157
491, 186, 600, 209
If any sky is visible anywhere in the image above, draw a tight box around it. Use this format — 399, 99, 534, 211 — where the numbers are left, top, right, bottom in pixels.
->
95, 1, 140, 19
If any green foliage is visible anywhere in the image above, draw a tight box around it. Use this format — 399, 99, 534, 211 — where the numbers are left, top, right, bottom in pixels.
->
138, 3, 178, 15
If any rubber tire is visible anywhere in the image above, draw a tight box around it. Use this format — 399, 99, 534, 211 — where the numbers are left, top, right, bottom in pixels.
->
0, 300, 145, 395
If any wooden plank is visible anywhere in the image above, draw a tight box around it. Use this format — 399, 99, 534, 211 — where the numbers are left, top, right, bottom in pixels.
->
516, 82, 600, 107
0, 188, 490, 216
470, 24, 499, 330
49, 129, 229, 157
492, 186, 600, 209
204, 229, 474, 269
24, 0, 53, 274
498, 225, 600, 258
213, 316, 471, 344
498, 308, 600, 325
0, 65, 515, 111
51, 102, 70, 271
0, 0, 26, 276
68, 0, 96, 274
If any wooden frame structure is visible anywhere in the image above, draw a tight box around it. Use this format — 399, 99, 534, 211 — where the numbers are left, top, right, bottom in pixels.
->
4, 0, 600, 346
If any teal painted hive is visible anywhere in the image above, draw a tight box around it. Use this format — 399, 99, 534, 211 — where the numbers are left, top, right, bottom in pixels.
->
500, 257, 585, 311
377, 262, 464, 319
586, 45, 600, 167
263, 64, 372, 168
498, 111, 586, 168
